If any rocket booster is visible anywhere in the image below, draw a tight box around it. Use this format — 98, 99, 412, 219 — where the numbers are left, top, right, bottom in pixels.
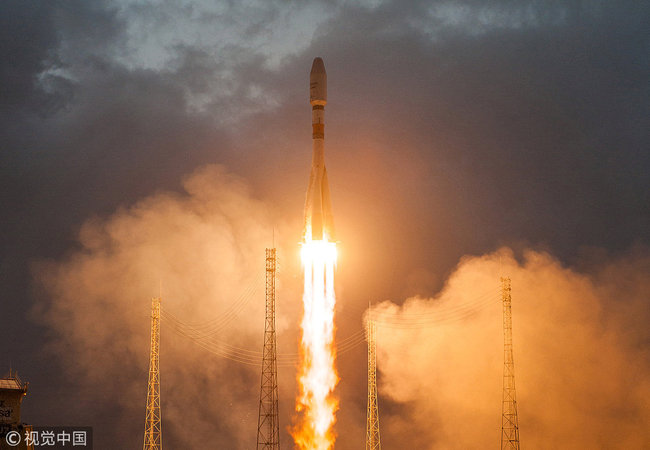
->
304, 57, 335, 242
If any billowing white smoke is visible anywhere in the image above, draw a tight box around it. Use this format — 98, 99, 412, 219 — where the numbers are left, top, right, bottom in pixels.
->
33, 164, 650, 449
372, 248, 650, 449
34, 165, 300, 448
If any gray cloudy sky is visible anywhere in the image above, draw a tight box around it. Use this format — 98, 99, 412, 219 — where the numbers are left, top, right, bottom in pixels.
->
1, 0, 649, 448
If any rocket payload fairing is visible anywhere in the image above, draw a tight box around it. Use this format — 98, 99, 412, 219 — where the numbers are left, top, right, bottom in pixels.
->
304, 57, 335, 242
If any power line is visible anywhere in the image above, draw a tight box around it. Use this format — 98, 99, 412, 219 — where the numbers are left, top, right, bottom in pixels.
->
161, 283, 502, 365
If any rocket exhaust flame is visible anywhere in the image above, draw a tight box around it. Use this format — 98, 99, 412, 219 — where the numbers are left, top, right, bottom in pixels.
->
294, 240, 339, 449
292, 57, 339, 449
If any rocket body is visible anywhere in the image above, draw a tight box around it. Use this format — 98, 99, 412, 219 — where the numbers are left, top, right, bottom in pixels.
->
304, 57, 335, 242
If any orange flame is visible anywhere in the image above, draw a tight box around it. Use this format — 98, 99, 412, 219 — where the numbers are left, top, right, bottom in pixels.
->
292, 239, 339, 449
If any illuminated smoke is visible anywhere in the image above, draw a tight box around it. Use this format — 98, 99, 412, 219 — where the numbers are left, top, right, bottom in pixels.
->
371, 248, 650, 449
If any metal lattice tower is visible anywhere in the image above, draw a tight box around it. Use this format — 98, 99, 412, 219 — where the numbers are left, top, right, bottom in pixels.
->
257, 248, 280, 449
144, 296, 162, 450
366, 317, 381, 450
501, 277, 520, 450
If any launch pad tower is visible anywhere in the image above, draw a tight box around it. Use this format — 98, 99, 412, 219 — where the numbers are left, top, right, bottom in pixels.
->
143, 297, 162, 450
500, 277, 520, 450
366, 318, 381, 450
256, 248, 280, 449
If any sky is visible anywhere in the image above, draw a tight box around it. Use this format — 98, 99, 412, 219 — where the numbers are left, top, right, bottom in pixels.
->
1, 0, 649, 448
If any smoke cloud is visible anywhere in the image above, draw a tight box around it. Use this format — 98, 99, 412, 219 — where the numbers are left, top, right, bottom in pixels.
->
34, 171, 650, 449
33, 164, 304, 448
372, 247, 650, 449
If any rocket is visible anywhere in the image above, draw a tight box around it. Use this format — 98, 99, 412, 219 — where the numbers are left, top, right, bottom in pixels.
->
304, 57, 335, 242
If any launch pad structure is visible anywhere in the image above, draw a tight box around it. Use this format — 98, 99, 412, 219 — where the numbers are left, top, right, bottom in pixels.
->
501, 277, 521, 449
143, 297, 162, 450
139, 273, 522, 448
256, 248, 280, 449
366, 317, 381, 450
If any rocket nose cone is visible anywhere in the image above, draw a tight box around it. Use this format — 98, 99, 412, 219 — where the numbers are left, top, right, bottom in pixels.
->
311, 57, 326, 74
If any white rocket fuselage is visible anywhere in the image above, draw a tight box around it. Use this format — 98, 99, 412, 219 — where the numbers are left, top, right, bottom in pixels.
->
304, 57, 335, 242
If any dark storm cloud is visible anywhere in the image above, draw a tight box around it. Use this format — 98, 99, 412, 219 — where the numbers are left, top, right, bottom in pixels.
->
321, 0, 649, 251
0, 0, 58, 112
1, 0, 649, 448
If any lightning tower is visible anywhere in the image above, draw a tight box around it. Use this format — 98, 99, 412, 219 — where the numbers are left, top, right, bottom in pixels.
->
143, 296, 162, 450
257, 248, 280, 449
366, 317, 381, 450
500, 277, 520, 450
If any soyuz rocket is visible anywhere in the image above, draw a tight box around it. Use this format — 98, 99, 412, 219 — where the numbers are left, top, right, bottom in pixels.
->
304, 57, 335, 242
